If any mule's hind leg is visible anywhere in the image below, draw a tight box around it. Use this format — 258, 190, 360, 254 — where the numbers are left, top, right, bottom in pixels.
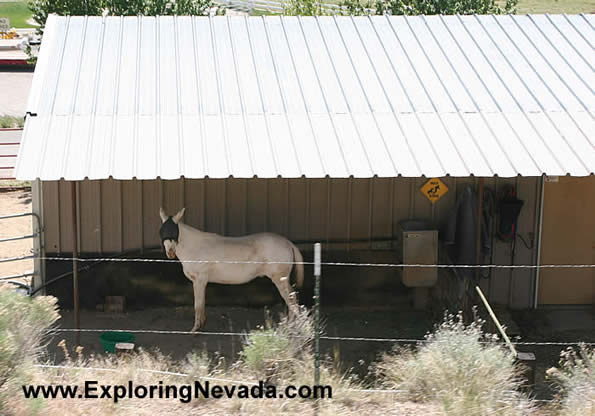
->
191, 276, 208, 332
270, 273, 298, 315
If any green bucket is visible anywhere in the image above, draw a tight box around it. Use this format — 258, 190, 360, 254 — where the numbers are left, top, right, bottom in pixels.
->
99, 331, 135, 353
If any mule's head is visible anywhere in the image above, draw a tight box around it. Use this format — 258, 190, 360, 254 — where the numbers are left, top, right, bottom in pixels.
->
159, 207, 185, 259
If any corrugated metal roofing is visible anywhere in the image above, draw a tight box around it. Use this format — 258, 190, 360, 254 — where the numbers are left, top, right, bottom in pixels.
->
15, 14, 595, 180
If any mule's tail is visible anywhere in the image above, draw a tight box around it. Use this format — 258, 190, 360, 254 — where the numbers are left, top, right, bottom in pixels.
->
291, 244, 304, 289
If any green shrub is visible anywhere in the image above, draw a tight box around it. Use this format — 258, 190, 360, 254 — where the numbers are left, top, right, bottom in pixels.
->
0, 116, 15, 128
28, 0, 219, 34
0, 115, 24, 128
547, 345, 595, 416
240, 307, 313, 380
375, 312, 535, 416
378, 0, 517, 15
283, 0, 329, 15
241, 328, 291, 374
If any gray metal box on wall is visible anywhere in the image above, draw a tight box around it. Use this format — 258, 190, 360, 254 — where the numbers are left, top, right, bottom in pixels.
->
396, 220, 438, 287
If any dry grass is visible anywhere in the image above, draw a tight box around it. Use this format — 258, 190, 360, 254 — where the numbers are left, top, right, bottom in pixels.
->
2, 298, 439, 415
516, 0, 595, 14
6, 344, 441, 416
3, 290, 593, 415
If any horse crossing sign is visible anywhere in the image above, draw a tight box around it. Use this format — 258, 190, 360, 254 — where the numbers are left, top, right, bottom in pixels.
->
420, 178, 448, 204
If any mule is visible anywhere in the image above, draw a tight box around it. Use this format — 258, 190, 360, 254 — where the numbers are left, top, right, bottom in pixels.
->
159, 208, 304, 331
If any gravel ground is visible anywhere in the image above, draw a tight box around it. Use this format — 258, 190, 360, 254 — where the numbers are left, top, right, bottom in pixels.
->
0, 188, 33, 280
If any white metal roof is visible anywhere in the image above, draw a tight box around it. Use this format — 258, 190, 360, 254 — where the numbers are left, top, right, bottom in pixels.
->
16, 14, 595, 180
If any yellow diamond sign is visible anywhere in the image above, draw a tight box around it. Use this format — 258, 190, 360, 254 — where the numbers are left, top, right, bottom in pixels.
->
420, 178, 448, 204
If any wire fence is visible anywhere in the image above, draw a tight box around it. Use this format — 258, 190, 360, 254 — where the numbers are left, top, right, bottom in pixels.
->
2, 253, 594, 348
4, 254, 594, 269
2, 248, 591, 407
50, 327, 595, 347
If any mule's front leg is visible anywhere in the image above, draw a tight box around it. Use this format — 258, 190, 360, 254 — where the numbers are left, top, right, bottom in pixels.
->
191, 277, 208, 332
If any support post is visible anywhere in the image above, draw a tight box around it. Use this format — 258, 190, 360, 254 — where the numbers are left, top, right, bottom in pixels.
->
533, 175, 545, 309
31, 179, 45, 295
71, 181, 80, 346
466, 177, 484, 320
313, 243, 321, 390
475, 177, 484, 281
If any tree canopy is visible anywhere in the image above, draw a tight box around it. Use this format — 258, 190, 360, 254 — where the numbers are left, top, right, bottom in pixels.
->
285, 0, 519, 16
28, 0, 217, 33
346, 0, 519, 16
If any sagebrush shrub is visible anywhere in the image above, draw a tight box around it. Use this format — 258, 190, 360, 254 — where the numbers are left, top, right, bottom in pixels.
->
240, 307, 313, 381
0, 288, 59, 413
547, 345, 595, 416
375, 312, 535, 416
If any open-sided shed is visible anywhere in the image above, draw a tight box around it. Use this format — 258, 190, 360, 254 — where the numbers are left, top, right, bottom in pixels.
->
15, 15, 594, 311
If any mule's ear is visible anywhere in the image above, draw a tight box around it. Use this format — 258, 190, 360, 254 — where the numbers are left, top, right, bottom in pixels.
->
159, 207, 168, 223
172, 207, 186, 224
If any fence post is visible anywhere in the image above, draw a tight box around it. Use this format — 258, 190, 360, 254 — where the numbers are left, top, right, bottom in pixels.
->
313, 242, 321, 390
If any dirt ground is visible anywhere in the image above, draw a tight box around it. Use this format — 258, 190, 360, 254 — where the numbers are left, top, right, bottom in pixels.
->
50, 305, 433, 375
0, 187, 33, 280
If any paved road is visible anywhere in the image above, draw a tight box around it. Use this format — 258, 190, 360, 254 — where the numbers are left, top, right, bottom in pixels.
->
0, 69, 32, 116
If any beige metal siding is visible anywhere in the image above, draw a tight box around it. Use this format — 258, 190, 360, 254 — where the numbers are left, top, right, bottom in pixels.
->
42, 181, 60, 253
101, 179, 122, 253
79, 181, 101, 253
58, 181, 74, 253
288, 179, 308, 242
122, 180, 143, 251
142, 180, 161, 249
184, 179, 205, 231
40, 176, 543, 308
538, 176, 595, 305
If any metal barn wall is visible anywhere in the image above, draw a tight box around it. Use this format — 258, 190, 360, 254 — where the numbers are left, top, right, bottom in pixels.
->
40, 176, 542, 308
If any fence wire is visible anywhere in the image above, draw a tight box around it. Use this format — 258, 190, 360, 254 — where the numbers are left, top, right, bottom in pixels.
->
50, 328, 595, 347
2, 254, 593, 348
11, 255, 595, 269
3, 241, 588, 407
